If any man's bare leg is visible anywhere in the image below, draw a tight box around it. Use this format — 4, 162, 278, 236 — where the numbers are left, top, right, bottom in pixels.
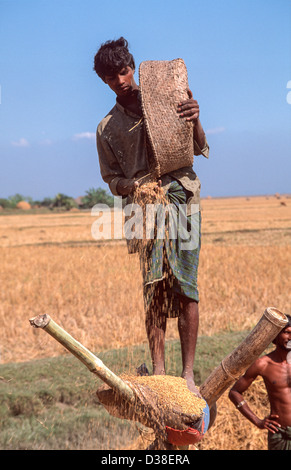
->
178, 297, 200, 395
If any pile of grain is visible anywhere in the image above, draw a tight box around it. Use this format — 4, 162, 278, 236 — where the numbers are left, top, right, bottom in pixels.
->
128, 377, 270, 450
123, 374, 206, 417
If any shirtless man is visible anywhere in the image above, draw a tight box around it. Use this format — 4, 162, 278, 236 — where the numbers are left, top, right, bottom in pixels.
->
229, 314, 291, 450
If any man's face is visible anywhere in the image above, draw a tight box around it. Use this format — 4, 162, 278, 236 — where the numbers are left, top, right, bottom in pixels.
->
275, 326, 291, 350
104, 66, 137, 98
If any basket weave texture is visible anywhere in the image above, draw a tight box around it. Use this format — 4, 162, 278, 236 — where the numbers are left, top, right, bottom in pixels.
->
139, 59, 194, 177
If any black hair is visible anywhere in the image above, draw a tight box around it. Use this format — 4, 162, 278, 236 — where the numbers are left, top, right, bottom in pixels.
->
93, 37, 135, 81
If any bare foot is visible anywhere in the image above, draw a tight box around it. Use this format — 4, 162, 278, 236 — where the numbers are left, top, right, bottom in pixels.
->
182, 372, 202, 398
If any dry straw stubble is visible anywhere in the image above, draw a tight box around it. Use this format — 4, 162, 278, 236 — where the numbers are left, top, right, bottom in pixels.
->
0, 194, 290, 450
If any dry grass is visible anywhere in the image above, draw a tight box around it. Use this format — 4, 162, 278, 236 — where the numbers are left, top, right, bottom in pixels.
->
1, 194, 290, 364
198, 377, 270, 450
201, 194, 291, 245
0, 194, 290, 450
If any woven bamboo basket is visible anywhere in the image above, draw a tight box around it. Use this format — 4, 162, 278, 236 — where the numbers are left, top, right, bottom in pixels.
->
139, 59, 194, 177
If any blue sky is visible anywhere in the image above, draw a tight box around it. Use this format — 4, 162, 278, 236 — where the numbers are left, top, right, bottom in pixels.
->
0, 0, 290, 200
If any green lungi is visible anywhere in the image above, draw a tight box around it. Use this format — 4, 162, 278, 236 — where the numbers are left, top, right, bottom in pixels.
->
141, 179, 201, 318
268, 426, 291, 450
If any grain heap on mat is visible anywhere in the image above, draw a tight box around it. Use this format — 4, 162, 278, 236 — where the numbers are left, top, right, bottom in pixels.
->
97, 374, 206, 440
122, 374, 206, 417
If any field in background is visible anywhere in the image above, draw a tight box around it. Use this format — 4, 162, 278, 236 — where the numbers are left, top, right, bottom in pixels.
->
0, 194, 290, 450
1, 194, 290, 365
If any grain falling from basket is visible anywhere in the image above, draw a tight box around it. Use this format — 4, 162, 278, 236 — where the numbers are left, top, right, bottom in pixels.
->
133, 182, 168, 206
131, 182, 170, 265
132, 181, 176, 319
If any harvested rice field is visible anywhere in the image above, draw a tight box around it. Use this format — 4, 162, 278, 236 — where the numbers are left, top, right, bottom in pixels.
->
0, 193, 290, 450
1, 194, 290, 364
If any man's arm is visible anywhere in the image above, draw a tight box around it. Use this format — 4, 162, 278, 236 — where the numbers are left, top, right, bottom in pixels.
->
117, 178, 162, 197
193, 118, 207, 151
229, 360, 281, 433
97, 129, 139, 197
177, 89, 206, 151
116, 179, 138, 196
97, 127, 159, 197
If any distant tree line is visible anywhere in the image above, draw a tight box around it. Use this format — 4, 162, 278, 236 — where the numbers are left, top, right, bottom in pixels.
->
0, 187, 114, 211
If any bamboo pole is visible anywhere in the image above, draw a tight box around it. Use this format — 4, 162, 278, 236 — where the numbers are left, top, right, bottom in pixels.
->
200, 307, 288, 407
29, 314, 135, 404
29, 307, 287, 422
